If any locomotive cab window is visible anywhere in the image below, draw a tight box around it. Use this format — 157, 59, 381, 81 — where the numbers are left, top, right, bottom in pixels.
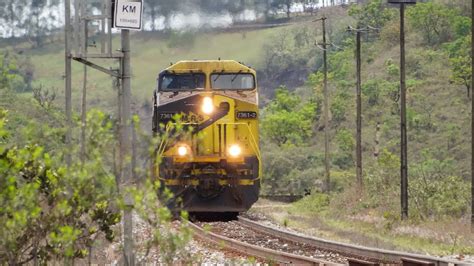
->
159, 73, 205, 91
211, 73, 255, 90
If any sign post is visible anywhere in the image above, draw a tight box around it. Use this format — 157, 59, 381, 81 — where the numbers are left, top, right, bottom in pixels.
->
388, 0, 416, 221
113, 1, 142, 264
114, 0, 143, 30
64, 0, 143, 264
113, 1, 143, 264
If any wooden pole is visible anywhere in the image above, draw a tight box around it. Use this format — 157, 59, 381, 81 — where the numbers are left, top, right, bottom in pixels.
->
356, 30, 363, 189
322, 17, 331, 193
470, 0, 473, 232
64, 0, 72, 166
81, 17, 88, 164
400, 3, 408, 220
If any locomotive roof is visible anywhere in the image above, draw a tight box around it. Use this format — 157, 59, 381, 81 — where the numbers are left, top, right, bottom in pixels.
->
163, 60, 256, 75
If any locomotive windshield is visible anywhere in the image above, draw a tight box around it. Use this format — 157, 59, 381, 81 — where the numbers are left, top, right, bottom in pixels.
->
211, 73, 255, 90
159, 73, 205, 91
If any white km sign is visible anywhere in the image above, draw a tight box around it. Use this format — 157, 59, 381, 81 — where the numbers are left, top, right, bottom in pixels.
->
114, 0, 143, 30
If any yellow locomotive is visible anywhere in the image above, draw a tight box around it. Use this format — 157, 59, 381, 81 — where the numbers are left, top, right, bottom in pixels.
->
152, 60, 261, 213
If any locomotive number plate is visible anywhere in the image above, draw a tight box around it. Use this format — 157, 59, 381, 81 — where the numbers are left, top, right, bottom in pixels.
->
158, 112, 177, 120
158, 112, 204, 123
236, 111, 257, 119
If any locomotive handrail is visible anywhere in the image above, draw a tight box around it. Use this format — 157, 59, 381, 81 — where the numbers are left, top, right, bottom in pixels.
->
217, 122, 262, 180
215, 122, 261, 158
156, 125, 173, 180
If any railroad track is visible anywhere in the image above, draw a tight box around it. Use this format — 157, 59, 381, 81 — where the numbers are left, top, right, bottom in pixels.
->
189, 217, 470, 265
236, 216, 469, 266
189, 220, 340, 265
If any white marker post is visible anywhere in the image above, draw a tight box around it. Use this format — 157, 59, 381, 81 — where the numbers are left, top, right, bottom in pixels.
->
113, 1, 142, 265
114, 0, 143, 30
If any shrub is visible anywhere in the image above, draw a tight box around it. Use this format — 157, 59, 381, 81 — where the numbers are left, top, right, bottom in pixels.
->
410, 175, 469, 219
330, 93, 348, 124
407, 2, 457, 46
0, 114, 120, 263
261, 143, 323, 195
292, 193, 330, 214
348, 0, 394, 29
261, 87, 317, 146
0, 108, 193, 263
380, 20, 400, 46
333, 129, 354, 169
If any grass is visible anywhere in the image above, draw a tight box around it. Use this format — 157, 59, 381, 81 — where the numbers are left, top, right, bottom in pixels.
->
251, 196, 474, 257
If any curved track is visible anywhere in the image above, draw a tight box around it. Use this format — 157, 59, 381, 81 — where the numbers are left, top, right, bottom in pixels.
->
236, 216, 469, 266
189, 221, 342, 265
188, 215, 470, 265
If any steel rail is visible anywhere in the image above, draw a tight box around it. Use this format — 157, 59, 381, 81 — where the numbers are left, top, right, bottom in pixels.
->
188, 221, 342, 265
237, 217, 469, 266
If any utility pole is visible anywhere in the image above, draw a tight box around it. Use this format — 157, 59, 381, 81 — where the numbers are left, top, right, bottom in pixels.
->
389, 0, 416, 220
356, 29, 362, 188
64, 0, 72, 166
121, 29, 134, 266
399, 3, 408, 221
347, 25, 379, 189
323, 17, 330, 193
347, 26, 362, 189
471, 0, 473, 232
315, 17, 330, 193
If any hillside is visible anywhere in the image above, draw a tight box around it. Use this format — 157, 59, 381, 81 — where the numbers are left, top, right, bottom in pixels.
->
24, 27, 278, 111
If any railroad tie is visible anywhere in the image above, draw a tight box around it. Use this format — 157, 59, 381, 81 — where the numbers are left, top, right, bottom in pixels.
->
401, 258, 435, 266
347, 258, 379, 266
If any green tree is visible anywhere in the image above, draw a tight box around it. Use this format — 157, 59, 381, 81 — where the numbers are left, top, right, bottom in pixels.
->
0, 0, 61, 46
407, 2, 457, 46
333, 128, 354, 169
144, 0, 179, 31
448, 35, 472, 98
0, 0, 28, 38
0, 108, 193, 263
330, 93, 348, 124
261, 87, 317, 146
255, 0, 272, 21
0, 111, 120, 263
362, 79, 381, 106
348, 0, 393, 29
335, 129, 354, 153
0, 52, 32, 92
262, 26, 318, 89
270, 0, 295, 19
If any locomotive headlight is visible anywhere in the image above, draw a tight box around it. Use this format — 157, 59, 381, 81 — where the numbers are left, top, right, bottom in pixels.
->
177, 146, 188, 156
201, 96, 214, 115
228, 144, 242, 157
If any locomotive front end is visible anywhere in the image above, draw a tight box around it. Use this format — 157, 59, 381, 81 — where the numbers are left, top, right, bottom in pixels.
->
152, 60, 261, 213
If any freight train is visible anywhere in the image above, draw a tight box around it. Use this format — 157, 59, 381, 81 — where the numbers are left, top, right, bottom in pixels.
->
152, 60, 261, 214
